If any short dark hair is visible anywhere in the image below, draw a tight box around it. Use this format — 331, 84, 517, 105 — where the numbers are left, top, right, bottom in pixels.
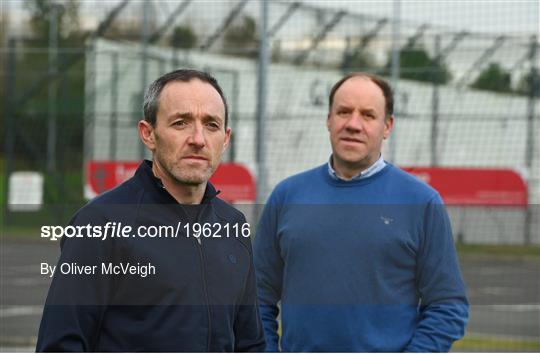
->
328, 72, 394, 119
143, 69, 229, 128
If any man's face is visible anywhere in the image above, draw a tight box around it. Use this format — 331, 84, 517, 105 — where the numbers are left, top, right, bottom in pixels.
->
145, 79, 230, 186
327, 76, 393, 172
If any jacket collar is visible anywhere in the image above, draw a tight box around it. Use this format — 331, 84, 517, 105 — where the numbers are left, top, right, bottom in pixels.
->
135, 160, 219, 204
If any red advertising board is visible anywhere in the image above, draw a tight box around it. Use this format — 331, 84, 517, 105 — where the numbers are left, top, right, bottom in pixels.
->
86, 162, 526, 206
85, 160, 256, 202
403, 167, 527, 207
209, 163, 256, 202
85, 161, 140, 199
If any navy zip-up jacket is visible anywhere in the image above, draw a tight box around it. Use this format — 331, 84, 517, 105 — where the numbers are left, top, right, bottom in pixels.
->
37, 160, 266, 352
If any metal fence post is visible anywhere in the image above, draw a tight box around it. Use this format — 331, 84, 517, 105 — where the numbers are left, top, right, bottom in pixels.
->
47, 4, 60, 173
110, 52, 119, 161
139, 0, 151, 160
389, 0, 401, 163
256, 0, 269, 205
524, 35, 538, 245
4, 38, 17, 227
230, 70, 240, 163
431, 34, 441, 167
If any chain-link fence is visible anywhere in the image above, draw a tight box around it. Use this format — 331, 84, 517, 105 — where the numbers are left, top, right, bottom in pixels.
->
1, 0, 539, 351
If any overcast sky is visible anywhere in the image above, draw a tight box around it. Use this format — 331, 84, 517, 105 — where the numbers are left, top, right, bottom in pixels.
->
314, 0, 539, 35
3, 0, 539, 38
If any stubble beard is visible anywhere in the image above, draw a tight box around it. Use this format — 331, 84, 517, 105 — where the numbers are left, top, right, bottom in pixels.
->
155, 151, 213, 186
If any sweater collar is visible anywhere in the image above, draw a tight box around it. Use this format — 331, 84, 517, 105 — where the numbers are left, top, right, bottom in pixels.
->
327, 154, 387, 181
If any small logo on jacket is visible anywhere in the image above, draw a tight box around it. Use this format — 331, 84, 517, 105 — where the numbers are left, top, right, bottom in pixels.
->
228, 254, 237, 264
380, 216, 394, 225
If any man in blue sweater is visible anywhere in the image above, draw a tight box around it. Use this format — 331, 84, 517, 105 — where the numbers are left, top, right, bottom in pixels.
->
254, 73, 468, 352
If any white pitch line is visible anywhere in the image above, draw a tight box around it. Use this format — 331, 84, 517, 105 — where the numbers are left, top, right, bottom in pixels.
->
0, 306, 43, 318
478, 286, 521, 296
466, 331, 540, 342
4, 264, 42, 272
9, 277, 50, 286
484, 304, 540, 312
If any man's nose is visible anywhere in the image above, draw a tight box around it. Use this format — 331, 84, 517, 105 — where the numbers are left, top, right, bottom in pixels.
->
187, 124, 206, 147
344, 111, 363, 131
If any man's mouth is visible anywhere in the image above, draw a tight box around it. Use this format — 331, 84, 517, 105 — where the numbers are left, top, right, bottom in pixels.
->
340, 137, 364, 144
183, 155, 208, 161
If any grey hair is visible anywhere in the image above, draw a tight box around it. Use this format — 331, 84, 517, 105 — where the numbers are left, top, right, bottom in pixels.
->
143, 69, 229, 127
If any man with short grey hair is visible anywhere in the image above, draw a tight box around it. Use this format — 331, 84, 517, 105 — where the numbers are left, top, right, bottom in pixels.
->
37, 69, 265, 352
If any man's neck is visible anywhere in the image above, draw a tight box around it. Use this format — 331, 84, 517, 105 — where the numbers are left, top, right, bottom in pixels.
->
332, 154, 380, 180
152, 161, 206, 204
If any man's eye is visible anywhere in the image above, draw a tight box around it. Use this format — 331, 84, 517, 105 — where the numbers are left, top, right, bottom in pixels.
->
362, 112, 375, 119
206, 122, 220, 130
173, 120, 186, 127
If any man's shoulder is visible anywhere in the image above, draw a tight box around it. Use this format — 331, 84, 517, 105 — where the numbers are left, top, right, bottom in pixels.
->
91, 176, 143, 205
262, 164, 326, 205
71, 176, 143, 224
274, 164, 325, 192
211, 197, 246, 223
385, 164, 440, 202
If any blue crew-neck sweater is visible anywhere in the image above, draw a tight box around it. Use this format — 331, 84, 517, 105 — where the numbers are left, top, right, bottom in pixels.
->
254, 163, 468, 352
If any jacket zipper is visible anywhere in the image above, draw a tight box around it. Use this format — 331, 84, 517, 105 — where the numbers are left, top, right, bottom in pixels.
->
194, 204, 212, 351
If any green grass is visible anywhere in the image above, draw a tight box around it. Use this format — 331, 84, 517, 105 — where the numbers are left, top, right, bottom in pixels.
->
453, 335, 540, 351
42, 170, 86, 206
0, 172, 5, 220
0, 157, 5, 217
457, 243, 540, 258
1, 163, 86, 233
0, 173, 4, 203
2, 225, 42, 239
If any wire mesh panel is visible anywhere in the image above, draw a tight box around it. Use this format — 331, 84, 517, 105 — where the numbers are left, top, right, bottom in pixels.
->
1, 0, 539, 352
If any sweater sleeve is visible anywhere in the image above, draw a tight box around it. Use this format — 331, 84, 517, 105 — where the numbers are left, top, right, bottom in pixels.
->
404, 194, 469, 352
254, 192, 284, 352
36, 206, 113, 352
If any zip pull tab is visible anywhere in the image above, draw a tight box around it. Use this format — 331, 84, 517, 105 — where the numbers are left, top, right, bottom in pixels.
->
194, 204, 209, 247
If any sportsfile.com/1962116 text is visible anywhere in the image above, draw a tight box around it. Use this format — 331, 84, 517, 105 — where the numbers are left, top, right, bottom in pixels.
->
40, 222, 251, 241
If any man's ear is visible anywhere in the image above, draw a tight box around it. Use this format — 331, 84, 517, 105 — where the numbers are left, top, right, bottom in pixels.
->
222, 127, 232, 151
383, 115, 394, 140
138, 120, 156, 151
326, 113, 331, 131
